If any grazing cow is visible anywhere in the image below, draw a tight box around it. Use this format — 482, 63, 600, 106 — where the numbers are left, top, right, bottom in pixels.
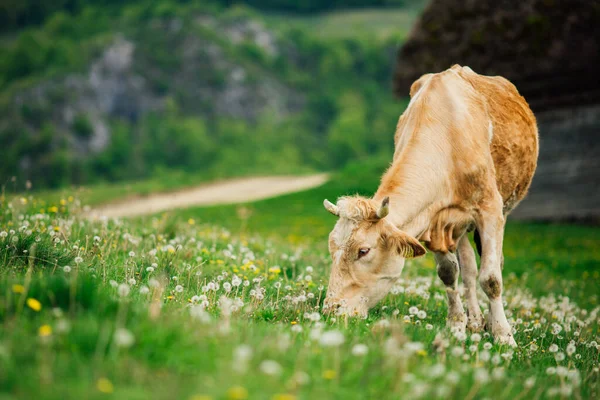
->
323, 65, 538, 346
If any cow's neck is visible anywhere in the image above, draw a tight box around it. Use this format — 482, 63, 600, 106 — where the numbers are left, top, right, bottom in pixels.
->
373, 135, 449, 238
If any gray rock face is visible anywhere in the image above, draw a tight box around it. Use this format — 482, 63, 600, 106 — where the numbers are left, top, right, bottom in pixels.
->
8, 16, 304, 169
14, 37, 163, 157
511, 105, 600, 222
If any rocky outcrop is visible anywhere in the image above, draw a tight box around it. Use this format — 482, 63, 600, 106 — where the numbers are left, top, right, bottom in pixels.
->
393, 0, 600, 221
7, 15, 303, 160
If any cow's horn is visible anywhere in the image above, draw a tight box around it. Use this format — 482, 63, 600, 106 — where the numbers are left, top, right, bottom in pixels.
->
323, 199, 339, 216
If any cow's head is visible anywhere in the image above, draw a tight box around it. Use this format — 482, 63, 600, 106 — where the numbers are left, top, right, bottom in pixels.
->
322, 196, 426, 317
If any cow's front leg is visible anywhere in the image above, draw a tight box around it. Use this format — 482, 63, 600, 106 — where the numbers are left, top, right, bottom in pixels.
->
477, 203, 516, 346
434, 252, 467, 334
457, 235, 485, 332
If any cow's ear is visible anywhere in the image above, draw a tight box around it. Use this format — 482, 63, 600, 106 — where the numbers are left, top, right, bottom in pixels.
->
383, 228, 426, 259
376, 197, 390, 219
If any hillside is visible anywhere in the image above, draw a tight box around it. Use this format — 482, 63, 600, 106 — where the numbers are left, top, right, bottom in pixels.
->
0, 2, 415, 190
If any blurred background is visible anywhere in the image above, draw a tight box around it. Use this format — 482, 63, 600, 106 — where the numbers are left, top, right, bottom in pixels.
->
0, 0, 598, 221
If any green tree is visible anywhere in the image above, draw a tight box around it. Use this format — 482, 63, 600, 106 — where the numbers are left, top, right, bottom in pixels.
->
326, 91, 369, 167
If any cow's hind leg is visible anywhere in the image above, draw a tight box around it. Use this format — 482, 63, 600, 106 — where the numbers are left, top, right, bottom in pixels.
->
476, 197, 516, 346
434, 252, 467, 334
457, 235, 485, 332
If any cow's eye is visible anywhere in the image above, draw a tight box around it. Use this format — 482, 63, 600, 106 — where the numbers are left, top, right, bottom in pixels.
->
358, 248, 370, 258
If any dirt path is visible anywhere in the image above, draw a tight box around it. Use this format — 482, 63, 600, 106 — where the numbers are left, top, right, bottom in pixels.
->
89, 173, 329, 218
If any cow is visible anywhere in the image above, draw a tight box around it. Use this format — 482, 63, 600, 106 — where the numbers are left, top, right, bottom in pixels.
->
322, 65, 538, 346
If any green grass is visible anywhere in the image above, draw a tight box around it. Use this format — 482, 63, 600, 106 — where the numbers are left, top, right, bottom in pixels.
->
1, 158, 599, 399
264, 8, 421, 41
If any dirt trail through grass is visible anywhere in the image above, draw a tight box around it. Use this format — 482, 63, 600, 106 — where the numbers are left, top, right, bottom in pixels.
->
89, 174, 329, 218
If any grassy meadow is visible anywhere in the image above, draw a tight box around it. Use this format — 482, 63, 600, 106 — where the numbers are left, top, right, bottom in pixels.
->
263, 7, 421, 40
1, 158, 599, 399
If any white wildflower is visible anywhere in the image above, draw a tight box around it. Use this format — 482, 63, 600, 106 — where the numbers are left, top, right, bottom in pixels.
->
319, 330, 345, 347
474, 368, 489, 383
114, 328, 135, 348
524, 376, 536, 388
352, 344, 369, 356
259, 360, 282, 376
118, 284, 130, 297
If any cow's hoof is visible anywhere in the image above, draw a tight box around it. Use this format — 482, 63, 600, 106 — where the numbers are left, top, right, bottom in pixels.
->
494, 333, 517, 347
466, 315, 485, 333
447, 313, 467, 335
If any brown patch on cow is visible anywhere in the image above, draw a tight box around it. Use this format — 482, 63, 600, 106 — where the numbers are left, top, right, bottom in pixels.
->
456, 67, 539, 213
481, 276, 502, 299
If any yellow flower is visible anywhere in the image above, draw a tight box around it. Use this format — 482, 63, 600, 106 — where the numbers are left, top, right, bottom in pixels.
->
291, 321, 297, 325
68, 196, 74, 202
96, 378, 114, 393
27, 298, 42, 311
12, 284, 25, 293
416, 349, 427, 356
188, 218, 195, 225
226, 386, 248, 400
268, 267, 281, 274
53, 226, 60, 232
273, 395, 296, 400
38, 325, 52, 337
323, 370, 336, 380
48, 206, 58, 213
20, 197, 27, 205
60, 199, 67, 206
168, 247, 176, 254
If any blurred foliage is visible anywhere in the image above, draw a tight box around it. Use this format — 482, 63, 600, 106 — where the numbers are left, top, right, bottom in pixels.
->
0, 0, 415, 190
0, 0, 423, 32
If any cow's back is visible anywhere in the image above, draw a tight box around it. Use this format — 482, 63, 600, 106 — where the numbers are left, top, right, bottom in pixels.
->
456, 66, 539, 214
